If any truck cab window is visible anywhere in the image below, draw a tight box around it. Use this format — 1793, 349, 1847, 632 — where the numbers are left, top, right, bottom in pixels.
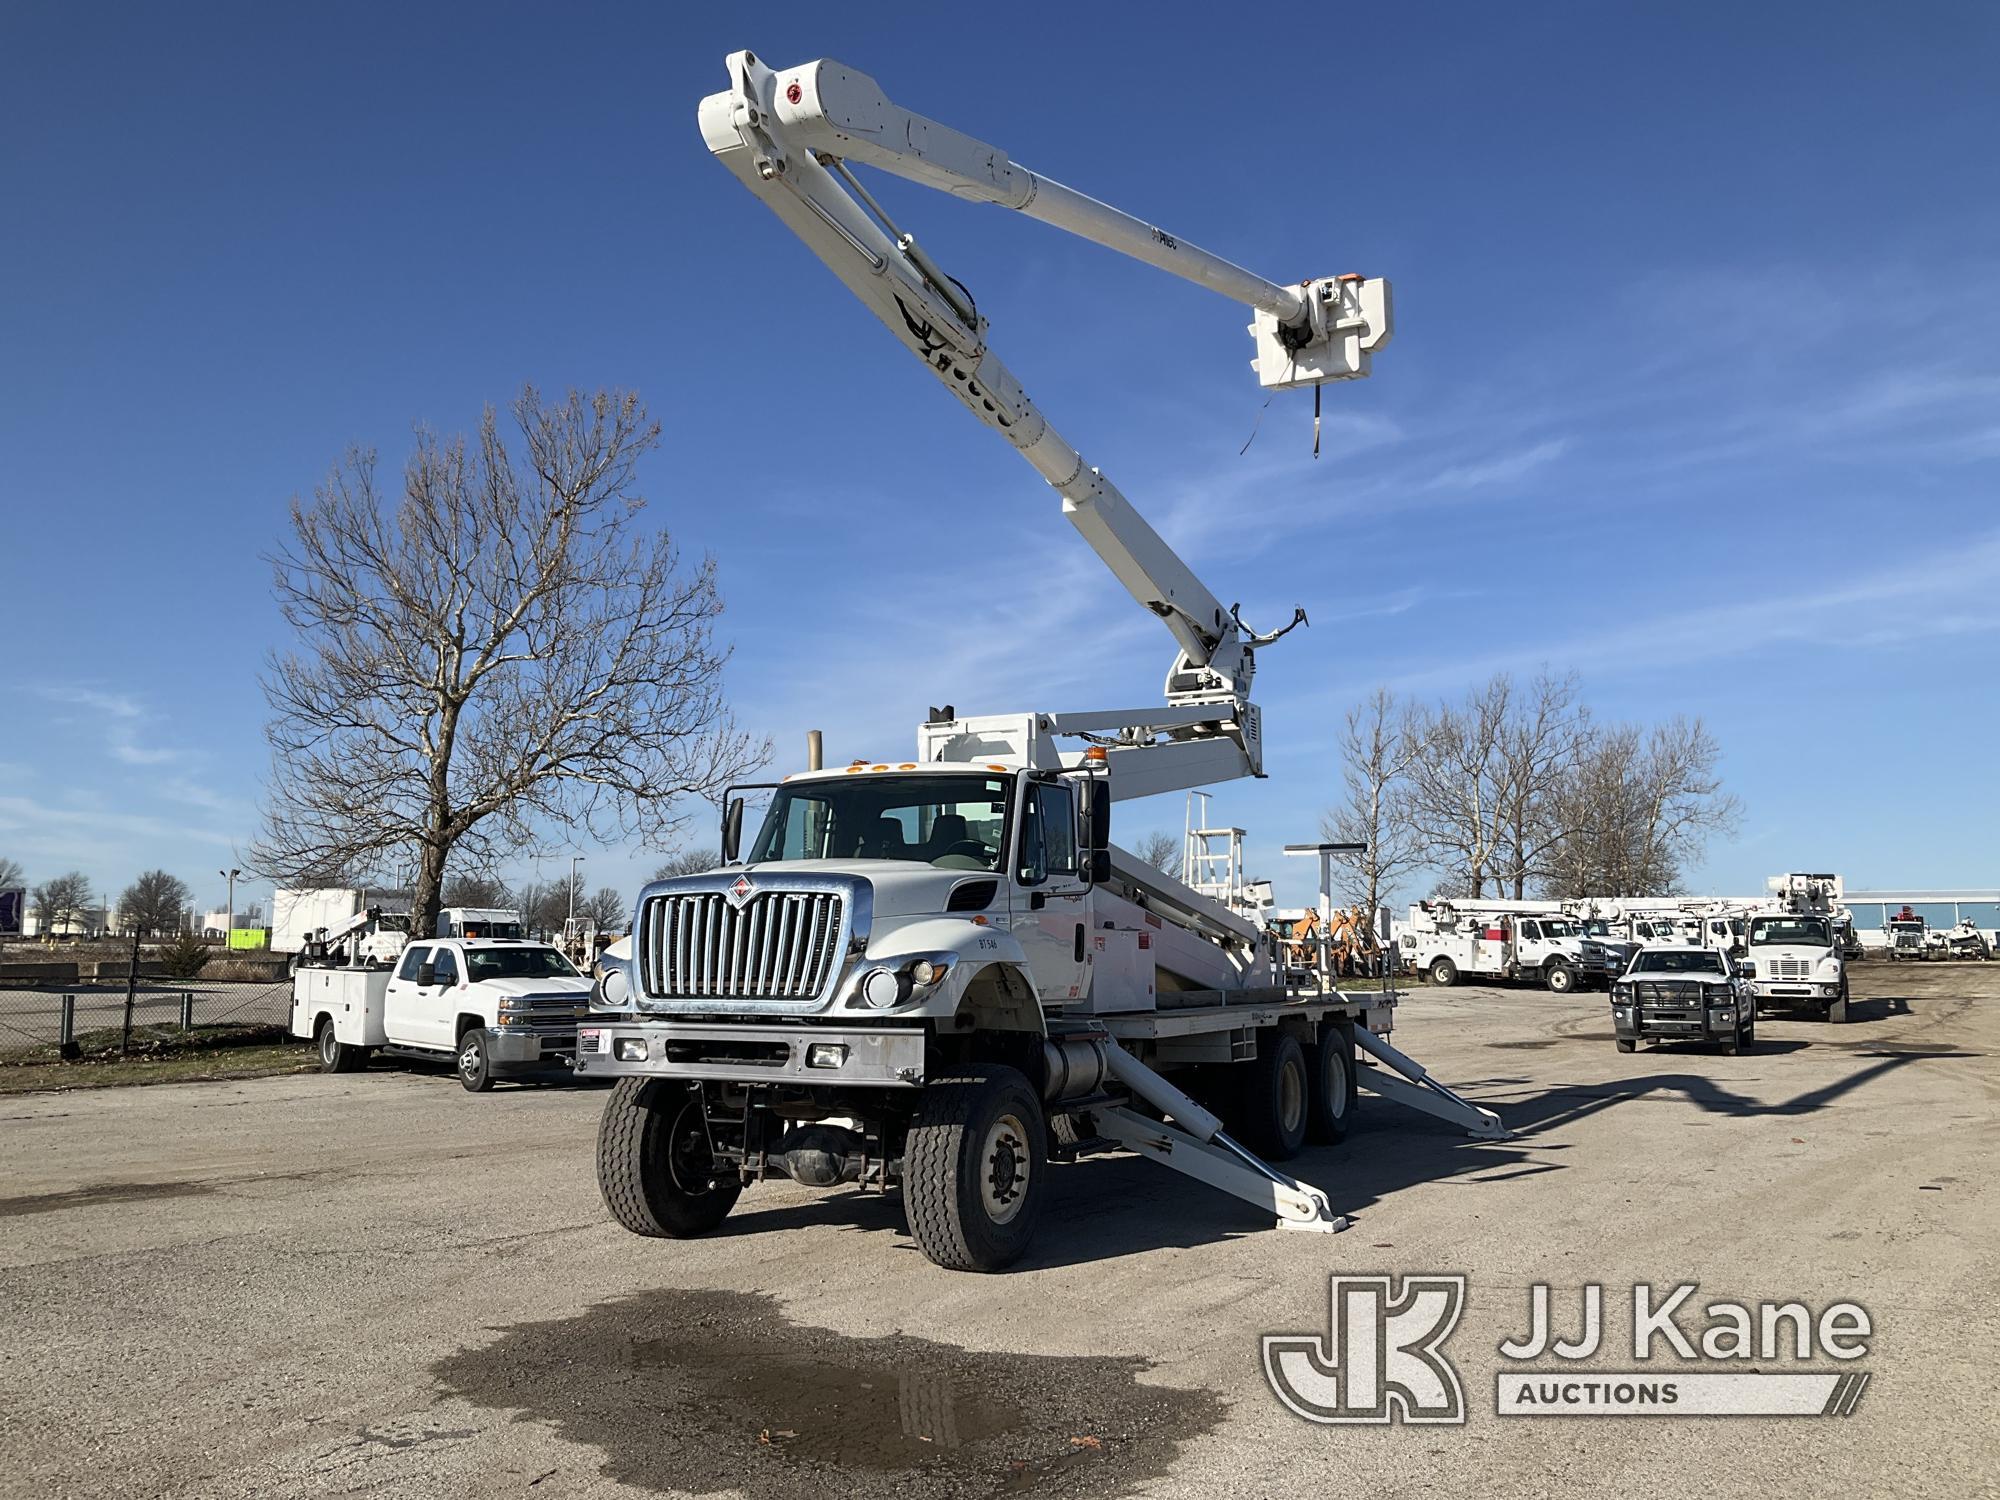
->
1519, 920, 1541, 941
397, 946, 432, 981
431, 950, 459, 987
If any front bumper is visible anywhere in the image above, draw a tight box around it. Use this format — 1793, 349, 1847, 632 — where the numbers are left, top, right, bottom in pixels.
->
487, 1025, 577, 1071
575, 1020, 925, 1088
1612, 998, 1738, 1043
1746, 981, 1840, 1003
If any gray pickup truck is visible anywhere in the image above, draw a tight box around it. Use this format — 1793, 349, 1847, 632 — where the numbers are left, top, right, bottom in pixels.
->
1608, 945, 1755, 1054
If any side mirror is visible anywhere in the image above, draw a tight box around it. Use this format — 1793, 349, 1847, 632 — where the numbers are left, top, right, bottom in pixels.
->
1091, 849, 1113, 883
416, 963, 437, 988
1088, 780, 1111, 855
721, 796, 746, 863
1734, 960, 1754, 979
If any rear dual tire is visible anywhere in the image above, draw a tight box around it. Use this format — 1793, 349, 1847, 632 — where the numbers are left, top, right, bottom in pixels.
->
314, 1016, 367, 1074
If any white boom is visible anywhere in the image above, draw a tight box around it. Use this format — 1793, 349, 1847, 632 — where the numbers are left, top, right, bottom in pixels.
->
700, 51, 1391, 798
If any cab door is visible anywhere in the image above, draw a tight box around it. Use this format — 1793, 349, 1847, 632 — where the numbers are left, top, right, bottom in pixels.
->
385, 943, 454, 1050
1011, 778, 1089, 1005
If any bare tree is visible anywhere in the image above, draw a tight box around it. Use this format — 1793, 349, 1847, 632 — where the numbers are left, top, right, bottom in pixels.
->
253, 388, 766, 937
32, 872, 93, 937
443, 872, 513, 909
118, 870, 192, 937
1493, 671, 1590, 898
1132, 831, 1182, 876
583, 886, 628, 930
1538, 717, 1739, 897
0, 857, 23, 891
652, 848, 722, 881
1400, 674, 1514, 898
1321, 687, 1423, 916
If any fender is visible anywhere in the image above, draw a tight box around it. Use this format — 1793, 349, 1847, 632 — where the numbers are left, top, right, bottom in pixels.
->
837, 915, 1037, 1023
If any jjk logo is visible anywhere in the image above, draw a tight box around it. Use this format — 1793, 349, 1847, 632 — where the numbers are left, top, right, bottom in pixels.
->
1263, 1274, 1467, 1425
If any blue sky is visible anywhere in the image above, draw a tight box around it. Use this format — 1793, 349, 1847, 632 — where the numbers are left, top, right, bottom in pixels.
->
2, 2, 1996, 918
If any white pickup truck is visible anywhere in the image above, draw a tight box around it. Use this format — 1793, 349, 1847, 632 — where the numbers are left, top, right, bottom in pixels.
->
290, 937, 593, 1091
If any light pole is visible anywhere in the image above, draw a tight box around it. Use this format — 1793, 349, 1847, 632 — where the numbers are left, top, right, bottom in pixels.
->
219, 868, 241, 946
567, 855, 583, 932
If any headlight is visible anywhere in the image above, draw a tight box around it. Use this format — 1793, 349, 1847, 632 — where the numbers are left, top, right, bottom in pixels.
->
909, 958, 939, 987
595, 966, 631, 1009
860, 967, 906, 1008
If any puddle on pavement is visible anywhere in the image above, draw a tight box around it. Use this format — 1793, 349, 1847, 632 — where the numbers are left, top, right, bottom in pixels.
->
434, 1287, 1222, 1500
0, 1179, 217, 1218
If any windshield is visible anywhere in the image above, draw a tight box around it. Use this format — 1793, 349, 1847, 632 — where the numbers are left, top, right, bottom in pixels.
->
1633, 950, 1726, 975
749, 774, 1012, 871
1750, 916, 1830, 947
1581, 919, 1611, 936
1539, 918, 1577, 938
463, 946, 580, 982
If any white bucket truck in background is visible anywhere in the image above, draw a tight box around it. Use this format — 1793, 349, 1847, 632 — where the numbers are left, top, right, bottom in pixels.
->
1744, 873, 1850, 1021
1399, 900, 1587, 992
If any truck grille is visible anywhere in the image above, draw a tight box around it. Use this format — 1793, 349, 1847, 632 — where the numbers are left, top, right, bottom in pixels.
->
1768, 958, 1810, 979
638, 889, 845, 1002
1630, 981, 1710, 1009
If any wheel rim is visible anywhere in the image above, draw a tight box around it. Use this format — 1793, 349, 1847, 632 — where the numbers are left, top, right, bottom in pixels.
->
458, 1037, 481, 1080
1279, 1056, 1305, 1134
979, 1112, 1031, 1225
665, 1098, 718, 1194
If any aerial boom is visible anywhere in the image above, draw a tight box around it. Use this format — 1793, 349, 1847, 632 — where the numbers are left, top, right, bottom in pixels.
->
700, 51, 1390, 792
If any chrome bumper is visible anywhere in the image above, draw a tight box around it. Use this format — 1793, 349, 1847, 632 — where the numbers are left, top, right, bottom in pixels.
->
487, 1026, 576, 1068
574, 1021, 925, 1088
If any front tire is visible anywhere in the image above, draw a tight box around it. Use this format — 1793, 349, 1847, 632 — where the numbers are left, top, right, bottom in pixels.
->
1545, 963, 1577, 994
596, 1079, 741, 1237
903, 1067, 1046, 1272
1827, 980, 1849, 1024
456, 1028, 495, 1093
1615, 1038, 1637, 1053
1429, 956, 1459, 987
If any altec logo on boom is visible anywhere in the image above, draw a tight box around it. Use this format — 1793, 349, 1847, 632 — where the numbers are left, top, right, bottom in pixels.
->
1264, 1277, 1874, 1424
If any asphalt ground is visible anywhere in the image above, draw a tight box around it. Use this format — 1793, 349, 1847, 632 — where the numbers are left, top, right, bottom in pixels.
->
1, 962, 1993, 1499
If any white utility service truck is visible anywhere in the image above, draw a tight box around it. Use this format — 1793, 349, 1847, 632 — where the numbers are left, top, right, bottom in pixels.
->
575, 50, 1502, 1273
292, 936, 592, 1091
1399, 899, 1589, 991
289, 906, 410, 971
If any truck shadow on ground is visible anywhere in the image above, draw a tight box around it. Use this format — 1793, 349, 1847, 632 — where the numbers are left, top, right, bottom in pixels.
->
705, 1034, 1982, 1268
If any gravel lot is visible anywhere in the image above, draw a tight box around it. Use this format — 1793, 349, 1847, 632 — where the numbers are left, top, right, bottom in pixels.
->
1, 964, 1992, 1499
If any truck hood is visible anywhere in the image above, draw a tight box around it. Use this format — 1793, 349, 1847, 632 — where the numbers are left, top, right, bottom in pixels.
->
476, 975, 593, 1000
729, 860, 999, 921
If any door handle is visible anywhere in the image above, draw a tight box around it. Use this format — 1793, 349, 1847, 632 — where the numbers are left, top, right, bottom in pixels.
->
1074, 923, 1085, 962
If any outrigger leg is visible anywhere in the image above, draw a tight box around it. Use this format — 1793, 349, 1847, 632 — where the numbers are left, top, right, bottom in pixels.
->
1096, 1040, 1344, 1233
1352, 1027, 1509, 1139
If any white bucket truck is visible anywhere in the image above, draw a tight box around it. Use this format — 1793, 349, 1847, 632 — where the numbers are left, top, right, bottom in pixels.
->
1399, 899, 1588, 992
575, 50, 1504, 1273
1743, 873, 1850, 1021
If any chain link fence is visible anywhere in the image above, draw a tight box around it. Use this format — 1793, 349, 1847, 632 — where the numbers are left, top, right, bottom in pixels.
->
0, 977, 297, 1062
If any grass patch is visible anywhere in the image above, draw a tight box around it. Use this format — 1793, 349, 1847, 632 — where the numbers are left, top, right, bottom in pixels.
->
0, 1023, 315, 1094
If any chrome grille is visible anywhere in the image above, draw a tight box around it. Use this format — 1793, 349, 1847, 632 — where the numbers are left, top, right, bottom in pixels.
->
1769, 958, 1809, 979
639, 890, 845, 1002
